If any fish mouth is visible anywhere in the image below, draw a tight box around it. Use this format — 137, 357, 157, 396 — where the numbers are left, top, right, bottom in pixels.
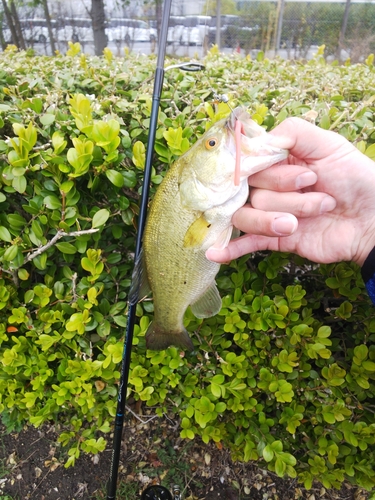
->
226, 107, 264, 139
226, 107, 289, 180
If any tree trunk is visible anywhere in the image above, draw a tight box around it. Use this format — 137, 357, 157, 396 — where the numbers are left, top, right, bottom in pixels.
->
9, 0, 26, 49
336, 0, 351, 60
42, 0, 56, 53
275, 0, 285, 53
91, 0, 107, 56
1, 0, 20, 48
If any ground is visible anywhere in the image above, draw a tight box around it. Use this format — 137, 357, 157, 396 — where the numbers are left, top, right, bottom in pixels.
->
0, 416, 370, 500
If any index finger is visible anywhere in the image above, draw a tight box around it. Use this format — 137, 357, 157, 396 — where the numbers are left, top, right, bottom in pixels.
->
267, 117, 350, 160
248, 164, 318, 191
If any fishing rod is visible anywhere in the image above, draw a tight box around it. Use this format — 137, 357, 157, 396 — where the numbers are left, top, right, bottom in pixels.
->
106, 2, 203, 499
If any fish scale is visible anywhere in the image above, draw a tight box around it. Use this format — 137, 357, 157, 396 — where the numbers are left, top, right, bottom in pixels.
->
144, 159, 220, 351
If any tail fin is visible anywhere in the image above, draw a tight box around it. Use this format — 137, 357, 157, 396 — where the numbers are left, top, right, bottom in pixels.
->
146, 323, 194, 351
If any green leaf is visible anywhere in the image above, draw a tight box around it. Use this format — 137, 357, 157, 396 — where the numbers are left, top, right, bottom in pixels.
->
3, 244, 18, 261
362, 360, 375, 372
365, 143, 375, 160
40, 113, 55, 126
18, 268, 30, 280
52, 131, 67, 155
12, 175, 27, 194
0, 226, 12, 242
275, 457, 286, 477
92, 209, 110, 228
210, 383, 221, 398
263, 445, 274, 462
44, 195, 62, 210
55, 242, 77, 255
106, 169, 124, 188
132, 141, 145, 170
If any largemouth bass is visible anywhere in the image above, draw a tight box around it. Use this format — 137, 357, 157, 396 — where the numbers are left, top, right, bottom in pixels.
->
133, 107, 288, 351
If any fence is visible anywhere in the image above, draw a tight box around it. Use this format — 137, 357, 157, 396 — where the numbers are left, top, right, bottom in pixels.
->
0, 0, 374, 61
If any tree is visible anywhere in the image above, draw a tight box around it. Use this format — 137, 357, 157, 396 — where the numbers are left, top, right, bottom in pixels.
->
40, 0, 56, 52
336, 0, 351, 59
91, 0, 107, 55
1, 0, 26, 48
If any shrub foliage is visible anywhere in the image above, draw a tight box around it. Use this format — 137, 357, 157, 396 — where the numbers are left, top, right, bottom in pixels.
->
1, 44, 375, 491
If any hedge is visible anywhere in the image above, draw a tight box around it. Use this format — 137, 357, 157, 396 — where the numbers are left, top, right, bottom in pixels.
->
1, 43, 375, 493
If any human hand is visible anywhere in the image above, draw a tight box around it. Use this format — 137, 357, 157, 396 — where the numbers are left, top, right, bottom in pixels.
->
206, 117, 375, 266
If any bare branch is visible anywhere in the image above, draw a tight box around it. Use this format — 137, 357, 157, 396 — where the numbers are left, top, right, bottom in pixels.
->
125, 405, 159, 424
25, 228, 99, 263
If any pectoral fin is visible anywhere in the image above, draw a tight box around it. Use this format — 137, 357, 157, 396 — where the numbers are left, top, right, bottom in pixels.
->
129, 249, 151, 305
210, 225, 234, 250
183, 214, 212, 248
190, 282, 222, 318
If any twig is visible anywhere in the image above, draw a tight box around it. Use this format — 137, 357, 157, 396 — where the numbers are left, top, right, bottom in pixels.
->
29, 467, 52, 498
71, 272, 78, 302
25, 228, 99, 263
125, 405, 159, 424
0, 267, 19, 287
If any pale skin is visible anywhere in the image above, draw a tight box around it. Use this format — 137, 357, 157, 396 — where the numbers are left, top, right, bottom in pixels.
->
206, 117, 375, 267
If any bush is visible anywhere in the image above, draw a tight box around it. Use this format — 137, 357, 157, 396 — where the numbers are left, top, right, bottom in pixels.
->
1, 44, 375, 491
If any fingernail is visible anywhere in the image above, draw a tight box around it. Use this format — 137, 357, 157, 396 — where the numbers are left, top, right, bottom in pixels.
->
295, 171, 317, 189
272, 216, 298, 236
320, 196, 336, 214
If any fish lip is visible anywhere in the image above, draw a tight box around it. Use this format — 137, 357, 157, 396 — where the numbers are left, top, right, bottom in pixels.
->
226, 107, 289, 159
226, 107, 247, 133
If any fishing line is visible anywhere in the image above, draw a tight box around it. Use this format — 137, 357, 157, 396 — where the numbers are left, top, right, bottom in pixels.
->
234, 118, 242, 186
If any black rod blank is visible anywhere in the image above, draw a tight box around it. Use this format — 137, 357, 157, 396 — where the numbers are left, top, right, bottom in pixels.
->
106, 1, 172, 498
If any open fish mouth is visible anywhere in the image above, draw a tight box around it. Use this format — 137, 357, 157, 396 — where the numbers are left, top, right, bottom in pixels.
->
226, 107, 264, 138
225, 107, 289, 183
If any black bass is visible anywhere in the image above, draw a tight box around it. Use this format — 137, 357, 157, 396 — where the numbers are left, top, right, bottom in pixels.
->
133, 108, 288, 351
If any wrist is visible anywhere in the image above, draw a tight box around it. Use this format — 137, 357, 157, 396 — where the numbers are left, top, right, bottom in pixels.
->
361, 246, 375, 304
361, 246, 375, 281
355, 218, 375, 266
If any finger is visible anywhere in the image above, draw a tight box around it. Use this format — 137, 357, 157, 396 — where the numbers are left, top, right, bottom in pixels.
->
231, 207, 298, 236
267, 117, 349, 159
249, 191, 337, 217
248, 164, 317, 192
206, 234, 281, 263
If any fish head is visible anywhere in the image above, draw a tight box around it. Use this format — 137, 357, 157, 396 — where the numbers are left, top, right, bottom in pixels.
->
179, 107, 288, 212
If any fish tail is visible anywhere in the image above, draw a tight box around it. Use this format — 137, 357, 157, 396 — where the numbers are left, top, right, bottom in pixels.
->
146, 323, 194, 351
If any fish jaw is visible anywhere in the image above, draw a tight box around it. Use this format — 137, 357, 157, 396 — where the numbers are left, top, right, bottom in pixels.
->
239, 135, 289, 178
227, 107, 289, 179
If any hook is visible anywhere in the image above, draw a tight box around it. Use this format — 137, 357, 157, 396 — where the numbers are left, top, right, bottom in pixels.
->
212, 92, 234, 112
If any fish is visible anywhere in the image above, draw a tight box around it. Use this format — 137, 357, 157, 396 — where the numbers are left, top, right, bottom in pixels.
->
132, 107, 288, 351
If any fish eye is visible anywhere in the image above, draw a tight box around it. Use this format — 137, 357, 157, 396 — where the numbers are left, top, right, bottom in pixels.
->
205, 137, 218, 150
